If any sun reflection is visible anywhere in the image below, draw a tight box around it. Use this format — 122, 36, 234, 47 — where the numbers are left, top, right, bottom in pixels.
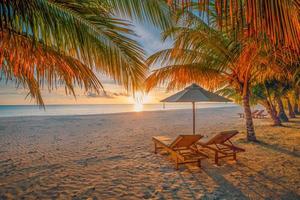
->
133, 92, 144, 112
134, 102, 143, 112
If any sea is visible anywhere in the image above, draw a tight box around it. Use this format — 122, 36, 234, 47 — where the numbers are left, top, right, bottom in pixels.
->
0, 103, 238, 117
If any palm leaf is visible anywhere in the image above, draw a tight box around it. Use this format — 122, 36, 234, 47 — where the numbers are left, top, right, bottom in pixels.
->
0, 31, 103, 105
109, 0, 174, 30
0, 0, 161, 105
166, 0, 300, 52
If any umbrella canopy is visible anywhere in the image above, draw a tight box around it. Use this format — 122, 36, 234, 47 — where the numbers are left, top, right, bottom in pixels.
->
161, 83, 230, 103
161, 83, 231, 134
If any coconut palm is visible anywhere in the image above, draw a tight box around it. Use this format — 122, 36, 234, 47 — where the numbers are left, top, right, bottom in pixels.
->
218, 83, 283, 126
0, 0, 173, 105
251, 61, 300, 123
145, 11, 292, 141
274, 60, 300, 118
251, 83, 282, 126
292, 68, 300, 114
262, 80, 290, 122
165, 0, 300, 52
286, 96, 296, 118
293, 89, 300, 114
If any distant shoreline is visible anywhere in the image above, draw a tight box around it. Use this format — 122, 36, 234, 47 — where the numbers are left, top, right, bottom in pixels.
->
0, 102, 236, 106
0, 103, 238, 118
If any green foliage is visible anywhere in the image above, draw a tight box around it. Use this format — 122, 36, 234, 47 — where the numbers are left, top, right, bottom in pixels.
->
0, 0, 173, 105
167, 0, 300, 52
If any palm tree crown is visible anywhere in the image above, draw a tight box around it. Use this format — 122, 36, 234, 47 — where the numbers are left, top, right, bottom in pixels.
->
166, 0, 300, 52
145, 9, 296, 141
0, 0, 173, 105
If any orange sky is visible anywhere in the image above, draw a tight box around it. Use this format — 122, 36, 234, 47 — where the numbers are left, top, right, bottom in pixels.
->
0, 83, 171, 105
0, 21, 173, 105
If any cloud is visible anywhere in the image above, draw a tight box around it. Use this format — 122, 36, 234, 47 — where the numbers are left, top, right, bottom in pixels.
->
86, 91, 129, 99
112, 92, 130, 97
86, 91, 113, 98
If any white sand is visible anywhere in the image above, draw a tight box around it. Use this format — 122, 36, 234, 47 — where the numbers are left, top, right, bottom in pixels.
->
0, 106, 299, 199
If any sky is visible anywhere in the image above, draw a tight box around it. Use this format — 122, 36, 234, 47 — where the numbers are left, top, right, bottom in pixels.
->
0, 22, 173, 105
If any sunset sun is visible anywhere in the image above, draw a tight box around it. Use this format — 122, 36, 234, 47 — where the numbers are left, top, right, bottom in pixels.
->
133, 92, 144, 112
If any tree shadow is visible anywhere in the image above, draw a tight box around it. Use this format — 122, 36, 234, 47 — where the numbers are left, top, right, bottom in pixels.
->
0, 162, 64, 199
176, 159, 300, 200
173, 164, 249, 200
280, 124, 300, 129
278, 190, 300, 200
236, 163, 300, 199
177, 171, 198, 199
72, 187, 98, 200
281, 118, 300, 127
202, 167, 250, 199
254, 141, 300, 158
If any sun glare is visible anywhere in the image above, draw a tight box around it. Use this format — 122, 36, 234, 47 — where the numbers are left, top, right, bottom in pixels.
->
134, 102, 143, 112
133, 92, 145, 112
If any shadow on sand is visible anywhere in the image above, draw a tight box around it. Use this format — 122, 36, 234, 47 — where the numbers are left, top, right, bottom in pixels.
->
254, 140, 300, 158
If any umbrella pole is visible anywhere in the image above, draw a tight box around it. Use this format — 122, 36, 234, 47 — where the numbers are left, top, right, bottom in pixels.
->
192, 102, 195, 134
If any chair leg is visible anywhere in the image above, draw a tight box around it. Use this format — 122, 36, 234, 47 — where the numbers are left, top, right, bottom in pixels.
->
154, 143, 157, 154
215, 152, 219, 165
176, 158, 179, 170
198, 159, 201, 168
233, 152, 237, 161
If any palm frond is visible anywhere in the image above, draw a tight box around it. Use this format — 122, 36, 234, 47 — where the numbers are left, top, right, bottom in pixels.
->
0, 31, 103, 105
216, 87, 242, 104
166, 0, 300, 52
109, 0, 174, 30
146, 63, 225, 92
0, 0, 153, 105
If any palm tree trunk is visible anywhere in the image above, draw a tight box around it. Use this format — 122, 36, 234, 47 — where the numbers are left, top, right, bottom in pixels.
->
294, 102, 299, 115
242, 92, 257, 142
286, 97, 296, 118
261, 100, 281, 126
275, 96, 289, 122
262, 83, 281, 126
294, 89, 300, 114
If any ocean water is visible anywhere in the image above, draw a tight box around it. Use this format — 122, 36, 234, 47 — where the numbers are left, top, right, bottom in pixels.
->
0, 103, 238, 117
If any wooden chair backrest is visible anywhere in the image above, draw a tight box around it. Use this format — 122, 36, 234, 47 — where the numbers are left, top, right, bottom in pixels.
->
170, 135, 203, 149
256, 110, 264, 115
205, 130, 239, 145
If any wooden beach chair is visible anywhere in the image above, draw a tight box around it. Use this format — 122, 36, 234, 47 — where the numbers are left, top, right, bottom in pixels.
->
196, 130, 245, 165
237, 112, 244, 118
237, 110, 259, 118
153, 135, 208, 169
254, 110, 268, 119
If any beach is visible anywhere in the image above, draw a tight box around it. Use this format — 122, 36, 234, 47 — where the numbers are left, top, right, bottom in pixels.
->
0, 106, 299, 199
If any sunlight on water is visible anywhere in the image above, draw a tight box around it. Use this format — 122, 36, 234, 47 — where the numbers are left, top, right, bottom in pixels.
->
133, 92, 144, 112
0, 103, 238, 117
134, 103, 143, 112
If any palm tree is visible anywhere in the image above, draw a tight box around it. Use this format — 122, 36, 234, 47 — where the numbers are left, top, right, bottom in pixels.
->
145, 11, 291, 141
274, 62, 300, 119
286, 96, 296, 118
292, 69, 300, 114
0, 0, 173, 105
217, 82, 284, 126
294, 88, 300, 114
249, 83, 283, 126
166, 0, 300, 52
260, 80, 289, 123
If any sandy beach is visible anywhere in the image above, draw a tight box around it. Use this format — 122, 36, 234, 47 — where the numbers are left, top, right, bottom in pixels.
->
0, 106, 299, 199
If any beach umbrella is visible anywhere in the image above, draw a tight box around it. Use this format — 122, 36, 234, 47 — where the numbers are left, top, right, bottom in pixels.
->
161, 83, 231, 134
